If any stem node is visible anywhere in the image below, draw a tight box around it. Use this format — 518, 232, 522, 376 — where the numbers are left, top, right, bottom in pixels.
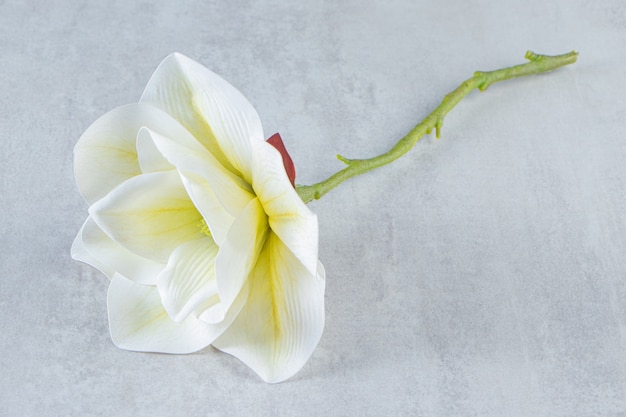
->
336, 154, 352, 165
525, 50, 540, 62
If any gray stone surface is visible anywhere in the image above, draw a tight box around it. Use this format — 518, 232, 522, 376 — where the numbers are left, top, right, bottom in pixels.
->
1, 0, 625, 415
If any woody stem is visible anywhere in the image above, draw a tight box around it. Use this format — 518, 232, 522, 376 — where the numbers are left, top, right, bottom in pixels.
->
296, 50, 578, 203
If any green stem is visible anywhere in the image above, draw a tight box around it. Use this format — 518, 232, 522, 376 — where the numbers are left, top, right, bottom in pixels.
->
296, 50, 578, 203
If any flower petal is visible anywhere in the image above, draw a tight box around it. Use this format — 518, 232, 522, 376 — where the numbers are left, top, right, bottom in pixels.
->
157, 237, 220, 323
108, 274, 227, 353
214, 197, 268, 321
74, 103, 191, 204
212, 233, 326, 383
145, 126, 254, 245
71, 219, 116, 278
136, 127, 174, 173
73, 217, 164, 284
140, 53, 264, 183
251, 140, 319, 277
89, 170, 204, 263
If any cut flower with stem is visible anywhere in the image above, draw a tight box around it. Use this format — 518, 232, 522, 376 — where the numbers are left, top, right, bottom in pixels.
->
72, 50, 577, 383
72, 53, 324, 383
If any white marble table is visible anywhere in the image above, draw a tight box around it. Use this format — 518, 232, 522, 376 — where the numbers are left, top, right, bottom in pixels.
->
1, 0, 624, 415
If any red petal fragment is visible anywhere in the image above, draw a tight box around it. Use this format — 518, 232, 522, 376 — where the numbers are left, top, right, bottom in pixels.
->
266, 133, 296, 187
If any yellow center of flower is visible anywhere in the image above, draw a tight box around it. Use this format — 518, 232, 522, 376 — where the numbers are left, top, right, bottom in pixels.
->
197, 219, 212, 238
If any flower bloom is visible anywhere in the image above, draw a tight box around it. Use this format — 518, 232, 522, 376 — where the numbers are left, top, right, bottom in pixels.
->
71, 53, 325, 383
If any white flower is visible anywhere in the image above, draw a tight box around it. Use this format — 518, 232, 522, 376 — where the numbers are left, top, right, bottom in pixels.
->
71, 53, 325, 383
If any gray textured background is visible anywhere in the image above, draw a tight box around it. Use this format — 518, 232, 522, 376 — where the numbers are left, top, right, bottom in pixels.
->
1, 0, 625, 416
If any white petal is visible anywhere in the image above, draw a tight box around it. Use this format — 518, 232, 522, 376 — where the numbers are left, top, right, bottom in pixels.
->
74, 103, 191, 204
78, 217, 164, 284
71, 219, 116, 278
251, 140, 319, 277
212, 233, 326, 383
146, 126, 254, 245
140, 53, 264, 183
157, 238, 220, 322
213, 198, 268, 321
180, 173, 235, 246
108, 274, 229, 353
136, 127, 174, 173
90, 170, 204, 263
